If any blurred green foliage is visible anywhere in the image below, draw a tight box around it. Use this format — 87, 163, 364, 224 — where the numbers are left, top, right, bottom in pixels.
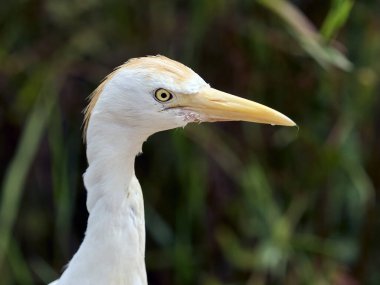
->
1, 0, 379, 284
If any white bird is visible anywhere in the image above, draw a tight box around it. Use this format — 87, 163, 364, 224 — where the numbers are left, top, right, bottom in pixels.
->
50, 55, 295, 285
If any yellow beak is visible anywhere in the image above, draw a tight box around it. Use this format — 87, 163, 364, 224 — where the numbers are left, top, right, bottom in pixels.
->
176, 87, 296, 126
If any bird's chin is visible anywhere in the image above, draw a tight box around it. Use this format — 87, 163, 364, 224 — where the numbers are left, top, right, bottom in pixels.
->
171, 108, 234, 125
171, 108, 203, 124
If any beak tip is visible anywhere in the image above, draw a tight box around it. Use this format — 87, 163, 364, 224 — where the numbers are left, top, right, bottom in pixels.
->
276, 113, 296, 127
287, 119, 297, 127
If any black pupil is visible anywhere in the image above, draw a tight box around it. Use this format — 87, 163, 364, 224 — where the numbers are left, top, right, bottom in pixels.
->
161, 92, 168, 99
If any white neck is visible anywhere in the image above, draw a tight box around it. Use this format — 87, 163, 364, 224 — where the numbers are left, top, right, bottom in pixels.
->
57, 115, 149, 285
85, 116, 147, 212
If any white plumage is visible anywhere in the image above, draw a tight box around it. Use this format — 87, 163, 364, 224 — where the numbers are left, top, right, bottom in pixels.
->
50, 55, 295, 285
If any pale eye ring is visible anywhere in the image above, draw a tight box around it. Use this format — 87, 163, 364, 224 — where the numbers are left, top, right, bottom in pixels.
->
154, 88, 173, 102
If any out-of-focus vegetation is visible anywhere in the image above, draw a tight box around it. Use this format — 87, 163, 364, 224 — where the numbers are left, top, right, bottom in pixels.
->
0, 0, 379, 284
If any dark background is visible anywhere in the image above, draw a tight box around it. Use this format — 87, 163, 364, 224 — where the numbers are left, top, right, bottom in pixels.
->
1, 0, 379, 284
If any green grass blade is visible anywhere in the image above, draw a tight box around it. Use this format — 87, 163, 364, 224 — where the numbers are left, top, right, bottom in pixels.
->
0, 80, 57, 270
321, 0, 354, 40
257, 0, 353, 71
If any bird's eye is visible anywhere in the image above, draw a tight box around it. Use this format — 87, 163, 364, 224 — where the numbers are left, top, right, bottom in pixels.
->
154, 89, 173, 102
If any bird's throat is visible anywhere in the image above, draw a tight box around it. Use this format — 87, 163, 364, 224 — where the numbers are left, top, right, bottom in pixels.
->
84, 118, 148, 211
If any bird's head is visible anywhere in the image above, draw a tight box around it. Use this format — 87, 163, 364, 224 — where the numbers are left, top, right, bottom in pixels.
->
84, 55, 295, 142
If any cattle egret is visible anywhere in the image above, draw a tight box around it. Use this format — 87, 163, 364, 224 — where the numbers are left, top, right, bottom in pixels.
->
49, 55, 295, 285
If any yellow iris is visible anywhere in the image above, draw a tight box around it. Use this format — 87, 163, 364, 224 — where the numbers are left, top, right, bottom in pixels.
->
154, 88, 173, 102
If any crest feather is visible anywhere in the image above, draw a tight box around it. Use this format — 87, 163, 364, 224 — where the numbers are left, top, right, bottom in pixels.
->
83, 55, 192, 142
